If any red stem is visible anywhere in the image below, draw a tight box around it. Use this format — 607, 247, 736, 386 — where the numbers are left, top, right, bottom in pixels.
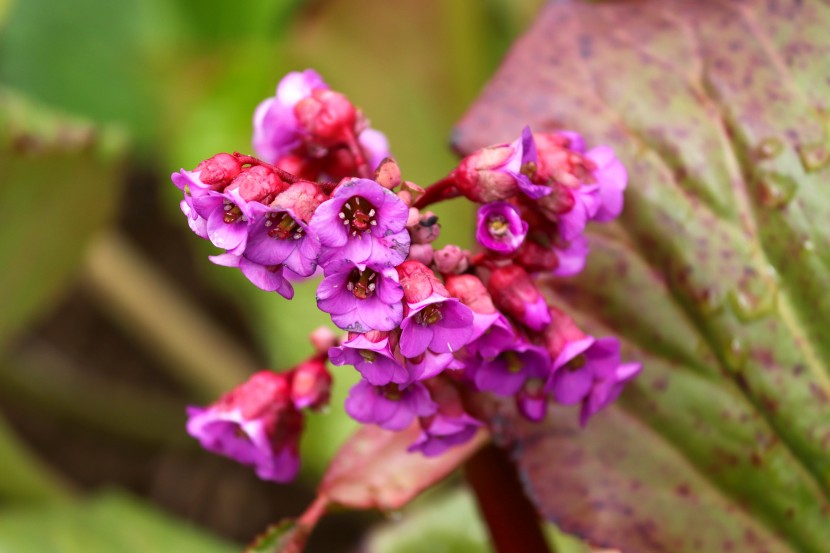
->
465, 443, 552, 553
413, 173, 462, 209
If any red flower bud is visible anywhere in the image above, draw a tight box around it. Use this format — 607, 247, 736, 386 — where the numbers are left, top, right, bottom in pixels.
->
294, 89, 357, 145
310, 326, 337, 354
290, 356, 332, 412
271, 180, 327, 223
515, 239, 559, 273
445, 274, 496, 314
454, 144, 520, 203
230, 165, 286, 202
487, 265, 551, 331
196, 153, 242, 189
408, 243, 434, 265
540, 306, 587, 360
433, 245, 469, 275
397, 260, 448, 304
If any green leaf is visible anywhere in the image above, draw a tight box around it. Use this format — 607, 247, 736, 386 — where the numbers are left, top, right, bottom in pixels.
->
455, 0, 830, 551
0, 490, 236, 553
0, 90, 125, 349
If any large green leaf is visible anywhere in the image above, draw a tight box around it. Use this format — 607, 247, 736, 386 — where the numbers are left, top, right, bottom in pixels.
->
0, 491, 235, 553
0, 90, 125, 348
454, 1, 830, 551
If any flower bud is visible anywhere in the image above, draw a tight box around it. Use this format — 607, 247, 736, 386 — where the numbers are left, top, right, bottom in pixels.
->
515, 239, 559, 273
445, 274, 496, 314
230, 165, 285, 202
540, 306, 587, 360
374, 157, 402, 190
433, 245, 468, 275
454, 144, 520, 203
291, 356, 332, 411
397, 180, 425, 207
196, 153, 243, 189
309, 326, 337, 354
410, 211, 441, 244
271, 180, 327, 223
487, 265, 551, 331
408, 243, 434, 265
294, 89, 357, 146
397, 260, 448, 304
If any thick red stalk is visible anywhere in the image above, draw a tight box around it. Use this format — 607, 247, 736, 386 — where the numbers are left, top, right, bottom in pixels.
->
413, 174, 462, 209
464, 443, 552, 553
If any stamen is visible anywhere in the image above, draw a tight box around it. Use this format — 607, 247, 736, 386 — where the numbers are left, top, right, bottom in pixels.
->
338, 212, 346, 219
368, 208, 375, 217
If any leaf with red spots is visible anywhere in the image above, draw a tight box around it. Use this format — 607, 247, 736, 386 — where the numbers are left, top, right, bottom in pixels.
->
455, 1, 830, 551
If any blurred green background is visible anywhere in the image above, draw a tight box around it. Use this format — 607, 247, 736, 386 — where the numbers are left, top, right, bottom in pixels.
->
0, 1, 603, 551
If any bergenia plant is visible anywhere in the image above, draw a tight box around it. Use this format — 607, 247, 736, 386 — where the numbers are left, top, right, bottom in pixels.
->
171, 69, 640, 551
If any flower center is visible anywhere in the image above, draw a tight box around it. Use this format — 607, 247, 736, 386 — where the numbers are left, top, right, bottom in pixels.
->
524, 377, 545, 396
381, 383, 401, 401
359, 350, 377, 363
346, 268, 378, 300
504, 351, 523, 373
566, 354, 587, 372
416, 304, 443, 326
265, 212, 304, 241
338, 196, 378, 237
520, 161, 538, 179
222, 200, 247, 224
487, 215, 510, 238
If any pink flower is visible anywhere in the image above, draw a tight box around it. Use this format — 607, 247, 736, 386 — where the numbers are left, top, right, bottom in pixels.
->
345, 380, 436, 431
316, 260, 404, 332
476, 202, 528, 254
186, 371, 303, 483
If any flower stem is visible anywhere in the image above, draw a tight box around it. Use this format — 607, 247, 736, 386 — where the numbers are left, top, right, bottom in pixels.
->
413, 173, 462, 209
464, 443, 552, 553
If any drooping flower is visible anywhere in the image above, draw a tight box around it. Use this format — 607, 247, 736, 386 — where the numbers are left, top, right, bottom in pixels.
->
546, 336, 641, 425
186, 371, 303, 483
344, 380, 436, 431
465, 342, 551, 396
585, 145, 627, 222
552, 235, 590, 277
316, 260, 404, 332
476, 201, 528, 254
310, 178, 410, 267
409, 412, 482, 457
487, 265, 551, 331
328, 332, 409, 386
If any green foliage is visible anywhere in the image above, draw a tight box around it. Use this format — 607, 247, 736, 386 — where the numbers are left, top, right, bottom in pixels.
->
455, 1, 830, 551
0, 491, 235, 553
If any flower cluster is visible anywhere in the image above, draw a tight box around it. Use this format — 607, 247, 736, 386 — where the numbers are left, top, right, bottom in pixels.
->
175, 70, 641, 482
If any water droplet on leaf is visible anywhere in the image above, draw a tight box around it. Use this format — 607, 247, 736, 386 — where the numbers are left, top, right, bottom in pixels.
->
797, 141, 830, 172
756, 173, 797, 209
755, 137, 783, 160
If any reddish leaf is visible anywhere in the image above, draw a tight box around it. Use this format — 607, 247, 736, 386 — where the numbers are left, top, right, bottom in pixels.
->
455, 0, 830, 552
320, 423, 487, 510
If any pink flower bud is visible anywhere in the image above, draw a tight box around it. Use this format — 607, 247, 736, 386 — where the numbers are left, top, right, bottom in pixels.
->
374, 157, 402, 190
196, 153, 242, 189
230, 165, 285, 202
455, 144, 520, 203
540, 306, 587, 360
433, 245, 469, 275
309, 326, 337, 353
291, 356, 332, 411
397, 260, 448, 304
515, 239, 559, 273
487, 265, 551, 331
408, 243, 434, 265
409, 211, 441, 244
397, 181, 425, 207
445, 274, 496, 314
294, 89, 357, 145
271, 180, 327, 223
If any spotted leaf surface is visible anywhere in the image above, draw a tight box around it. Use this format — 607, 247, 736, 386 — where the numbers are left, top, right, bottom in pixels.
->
455, 1, 830, 551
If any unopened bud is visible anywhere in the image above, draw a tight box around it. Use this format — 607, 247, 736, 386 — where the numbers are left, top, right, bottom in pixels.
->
445, 274, 496, 314
408, 243, 434, 265
271, 180, 327, 222
487, 265, 551, 331
374, 158, 402, 190
310, 326, 337, 354
455, 145, 520, 203
397, 260, 448, 304
397, 181, 425, 206
294, 89, 357, 145
291, 357, 332, 411
231, 165, 285, 202
433, 245, 468, 275
410, 211, 441, 244
196, 153, 242, 189
515, 239, 559, 273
